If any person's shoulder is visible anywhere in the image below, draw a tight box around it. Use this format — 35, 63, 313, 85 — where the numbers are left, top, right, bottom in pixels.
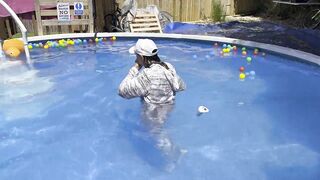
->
164, 62, 175, 69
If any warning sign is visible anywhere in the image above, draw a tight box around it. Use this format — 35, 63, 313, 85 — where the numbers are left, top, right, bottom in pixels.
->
74, 2, 84, 15
57, 3, 70, 21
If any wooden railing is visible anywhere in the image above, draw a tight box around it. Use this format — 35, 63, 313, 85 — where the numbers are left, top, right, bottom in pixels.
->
34, 0, 94, 35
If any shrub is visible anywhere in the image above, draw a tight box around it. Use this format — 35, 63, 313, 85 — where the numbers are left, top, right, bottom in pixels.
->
211, 0, 225, 22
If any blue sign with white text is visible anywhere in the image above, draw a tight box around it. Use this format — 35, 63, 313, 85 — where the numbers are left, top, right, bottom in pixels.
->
74, 2, 84, 15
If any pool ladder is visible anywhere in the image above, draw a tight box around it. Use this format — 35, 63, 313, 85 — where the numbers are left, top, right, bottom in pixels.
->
0, 39, 4, 58
0, 0, 31, 63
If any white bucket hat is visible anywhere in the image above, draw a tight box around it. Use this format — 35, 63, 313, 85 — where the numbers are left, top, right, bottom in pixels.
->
129, 39, 158, 56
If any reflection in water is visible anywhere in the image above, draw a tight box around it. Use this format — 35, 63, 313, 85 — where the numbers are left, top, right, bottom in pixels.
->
0, 60, 55, 121
140, 102, 186, 171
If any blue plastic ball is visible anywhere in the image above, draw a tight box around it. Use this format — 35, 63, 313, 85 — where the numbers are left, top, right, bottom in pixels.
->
250, 71, 256, 76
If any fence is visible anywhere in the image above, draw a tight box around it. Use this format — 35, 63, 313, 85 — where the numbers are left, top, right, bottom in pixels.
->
0, 0, 263, 39
34, 0, 94, 35
118, 0, 262, 22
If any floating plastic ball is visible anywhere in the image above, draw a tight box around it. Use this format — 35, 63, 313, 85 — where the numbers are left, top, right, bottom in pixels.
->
5, 47, 21, 58
28, 45, 33, 49
242, 51, 247, 56
223, 44, 227, 48
223, 48, 229, 53
242, 47, 246, 51
239, 66, 245, 72
111, 36, 117, 41
233, 46, 237, 51
239, 73, 246, 79
262, 52, 266, 56
246, 57, 252, 63
250, 71, 256, 76
95, 38, 99, 42
198, 106, 209, 114
214, 42, 218, 46
44, 45, 49, 49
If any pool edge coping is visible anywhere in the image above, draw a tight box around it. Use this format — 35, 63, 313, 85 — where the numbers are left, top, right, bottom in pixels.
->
27, 33, 320, 66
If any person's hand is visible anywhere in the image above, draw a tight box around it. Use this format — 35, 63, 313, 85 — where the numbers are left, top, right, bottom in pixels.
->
134, 62, 142, 70
134, 55, 144, 70
135, 57, 143, 66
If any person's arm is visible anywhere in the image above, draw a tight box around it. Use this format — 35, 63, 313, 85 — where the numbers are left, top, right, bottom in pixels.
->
173, 73, 186, 92
118, 64, 150, 99
165, 63, 186, 92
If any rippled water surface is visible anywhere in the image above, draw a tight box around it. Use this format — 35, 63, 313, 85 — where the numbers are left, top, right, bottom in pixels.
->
0, 39, 320, 180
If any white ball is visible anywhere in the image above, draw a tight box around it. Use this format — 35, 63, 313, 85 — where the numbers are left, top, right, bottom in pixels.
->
198, 106, 209, 113
250, 71, 256, 76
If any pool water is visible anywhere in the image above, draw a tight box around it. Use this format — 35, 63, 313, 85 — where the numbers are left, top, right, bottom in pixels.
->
0, 39, 320, 180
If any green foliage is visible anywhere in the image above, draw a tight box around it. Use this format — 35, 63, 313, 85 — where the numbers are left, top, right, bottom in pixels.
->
211, 0, 225, 22
11, 32, 35, 38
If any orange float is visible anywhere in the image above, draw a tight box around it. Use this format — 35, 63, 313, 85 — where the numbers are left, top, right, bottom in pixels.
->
5, 47, 21, 58
3, 39, 25, 52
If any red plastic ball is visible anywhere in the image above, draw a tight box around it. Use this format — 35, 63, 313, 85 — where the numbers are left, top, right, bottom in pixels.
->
239, 66, 245, 72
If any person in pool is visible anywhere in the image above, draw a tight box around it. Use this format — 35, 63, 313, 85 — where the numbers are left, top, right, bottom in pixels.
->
118, 39, 186, 171
118, 38, 185, 103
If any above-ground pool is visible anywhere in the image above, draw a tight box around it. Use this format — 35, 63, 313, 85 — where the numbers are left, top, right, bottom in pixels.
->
1, 34, 320, 180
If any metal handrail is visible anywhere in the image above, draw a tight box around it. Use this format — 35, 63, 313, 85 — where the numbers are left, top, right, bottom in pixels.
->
0, 0, 31, 63
0, 39, 4, 58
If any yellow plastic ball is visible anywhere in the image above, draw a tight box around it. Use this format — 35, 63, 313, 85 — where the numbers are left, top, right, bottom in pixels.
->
242, 51, 247, 56
44, 45, 49, 49
95, 38, 99, 42
223, 48, 228, 53
5, 47, 21, 58
239, 73, 246, 79
3, 39, 24, 52
28, 45, 33, 49
111, 36, 117, 41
